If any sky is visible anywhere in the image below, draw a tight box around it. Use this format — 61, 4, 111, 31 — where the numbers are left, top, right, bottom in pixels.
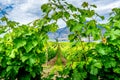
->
0, 0, 120, 28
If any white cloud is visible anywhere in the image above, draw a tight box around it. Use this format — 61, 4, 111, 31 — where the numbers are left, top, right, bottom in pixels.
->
94, 0, 120, 15
6, 0, 48, 24
57, 19, 66, 28
0, 0, 11, 5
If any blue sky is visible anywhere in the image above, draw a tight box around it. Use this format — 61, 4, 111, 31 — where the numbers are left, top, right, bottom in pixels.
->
0, 0, 120, 28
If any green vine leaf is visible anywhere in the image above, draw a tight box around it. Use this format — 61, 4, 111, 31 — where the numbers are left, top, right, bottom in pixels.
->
82, 2, 88, 8
9, 49, 17, 58
14, 38, 26, 49
24, 41, 34, 53
90, 4, 97, 8
90, 67, 98, 75
41, 3, 52, 13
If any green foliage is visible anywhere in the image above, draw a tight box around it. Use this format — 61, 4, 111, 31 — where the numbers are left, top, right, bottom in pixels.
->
41, 0, 120, 80
1, 0, 120, 80
41, 3, 52, 13
46, 43, 57, 61
0, 16, 49, 79
82, 2, 88, 8
0, 15, 19, 35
